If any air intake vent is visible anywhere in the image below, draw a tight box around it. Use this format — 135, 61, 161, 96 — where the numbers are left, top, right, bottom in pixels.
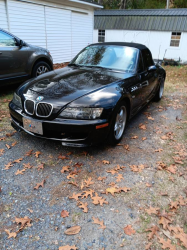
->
36, 103, 53, 117
25, 100, 35, 115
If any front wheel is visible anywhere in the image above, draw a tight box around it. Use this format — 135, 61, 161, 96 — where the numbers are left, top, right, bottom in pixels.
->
153, 78, 165, 102
108, 102, 127, 145
32, 61, 52, 77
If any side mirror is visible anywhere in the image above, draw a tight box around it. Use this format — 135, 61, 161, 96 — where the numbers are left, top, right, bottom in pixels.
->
19, 40, 24, 49
148, 65, 157, 72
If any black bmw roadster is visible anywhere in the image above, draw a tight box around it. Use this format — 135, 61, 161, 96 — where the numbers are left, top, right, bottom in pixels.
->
9, 42, 166, 147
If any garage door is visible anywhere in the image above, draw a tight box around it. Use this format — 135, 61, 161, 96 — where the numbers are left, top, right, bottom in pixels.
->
8, 0, 46, 48
72, 11, 93, 58
45, 7, 71, 63
0, 0, 8, 30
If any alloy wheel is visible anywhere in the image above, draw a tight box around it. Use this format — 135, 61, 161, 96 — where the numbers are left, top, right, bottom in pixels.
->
114, 106, 127, 140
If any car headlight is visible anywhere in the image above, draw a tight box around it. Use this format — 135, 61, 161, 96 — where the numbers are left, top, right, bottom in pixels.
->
59, 107, 103, 120
12, 93, 22, 109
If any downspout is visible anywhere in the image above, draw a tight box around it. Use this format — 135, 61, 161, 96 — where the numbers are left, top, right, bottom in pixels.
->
5, 0, 10, 31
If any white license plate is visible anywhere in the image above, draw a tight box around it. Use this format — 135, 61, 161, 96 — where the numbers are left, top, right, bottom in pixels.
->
23, 118, 43, 135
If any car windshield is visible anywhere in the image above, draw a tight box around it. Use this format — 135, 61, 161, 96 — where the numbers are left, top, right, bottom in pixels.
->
70, 45, 138, 72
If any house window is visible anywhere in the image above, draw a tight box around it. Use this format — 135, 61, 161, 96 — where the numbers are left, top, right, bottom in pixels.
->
98, 30, 105, 42
170, 32, 181, 47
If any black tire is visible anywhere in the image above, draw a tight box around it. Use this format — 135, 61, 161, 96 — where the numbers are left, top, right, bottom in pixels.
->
108, 101, 127, 145
32, 61, 52, 77
153, 77, 165, 102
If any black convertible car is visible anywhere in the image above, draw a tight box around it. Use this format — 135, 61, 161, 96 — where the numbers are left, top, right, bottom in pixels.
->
9, 42, 165, 147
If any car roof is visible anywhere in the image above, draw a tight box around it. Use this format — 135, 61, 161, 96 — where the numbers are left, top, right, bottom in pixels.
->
90, 42, 148, 51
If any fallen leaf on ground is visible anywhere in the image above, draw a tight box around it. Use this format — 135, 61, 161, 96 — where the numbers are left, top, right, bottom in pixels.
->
59, 245, 77, 250
24, 150, 33, 156
14, 216, 32, 228
102, 160, 110, 164
15, 169, 25, 175
0, 149, 5, 156
174, 231, 187, 248
61, 166, 70, 173
145, 242, 152, 250
23, 163, 33, 169
167, 164, 177, 174
37, 164, 44, 170
77, 201, 88, 213
4, 162, 13, 170
67, 173, 76, 179
145, 206, 159, 215
34, 180, 45, 190
107, 169, 117, 175
64, 226, 81, 235
145, 225, 159, 240
142, 137, 147, 141
124, 225, 136, 235
131, 135, 138, 139
92, 217, 106, 230
123, 144, 130, 150
34, 151, 41, 158
58, 155, 68, 160
146, 183, 152, 187
158, 237, 176, 250
13, 158, 23, 163
155, 148, 163, 152
5, 229, 17, 239
148, 116, 154, 120
130, 164, 144, 172
82, 189, 94, 198
139, 123, 146, 130
159, 217, 172, 230
84, 177, 94, 187
98, 176, 107, 181
116, 174, 124, 182
5, 144, 11, 149
69, 193, 82, 201
11, 142, 17, 147
61, 210, 69, 218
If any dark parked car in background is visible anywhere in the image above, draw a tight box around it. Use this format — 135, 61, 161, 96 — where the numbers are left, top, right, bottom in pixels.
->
9, 42, 166, 147
0, 28, 53, 86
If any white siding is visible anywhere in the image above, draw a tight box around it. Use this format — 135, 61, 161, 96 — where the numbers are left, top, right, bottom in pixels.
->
1, 0, 94, 63
45, 6, 71, 63
0, 0, 8, 30
72, 11, 93, 58
8, 0, 46, 48
93, 29, 187, 63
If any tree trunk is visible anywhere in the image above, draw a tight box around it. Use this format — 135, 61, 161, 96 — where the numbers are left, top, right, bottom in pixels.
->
98, 0, 103, 5
120, 0, 127, 9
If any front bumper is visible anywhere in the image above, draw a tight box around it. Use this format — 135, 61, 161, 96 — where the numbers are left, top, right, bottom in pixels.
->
9, 102, 110, 147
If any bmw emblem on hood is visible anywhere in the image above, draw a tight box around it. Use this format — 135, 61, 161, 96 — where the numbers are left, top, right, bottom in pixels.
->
36, 96, 44, 101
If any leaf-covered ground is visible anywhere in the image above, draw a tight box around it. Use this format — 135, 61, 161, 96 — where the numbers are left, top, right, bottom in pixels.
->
0, 66, 187, 250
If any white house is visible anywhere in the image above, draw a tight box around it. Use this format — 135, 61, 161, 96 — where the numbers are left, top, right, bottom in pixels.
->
93, 9, 187, 63
0, 0, 102, 63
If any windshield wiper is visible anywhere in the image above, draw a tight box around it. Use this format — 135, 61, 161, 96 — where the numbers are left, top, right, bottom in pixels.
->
83, 65, 112, 70
68, 63, 81, 67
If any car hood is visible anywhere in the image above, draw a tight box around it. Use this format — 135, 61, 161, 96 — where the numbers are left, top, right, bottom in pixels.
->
21, 66, 134, 106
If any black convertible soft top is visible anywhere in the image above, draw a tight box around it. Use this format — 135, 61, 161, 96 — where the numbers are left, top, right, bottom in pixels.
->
91, 42, 148, 51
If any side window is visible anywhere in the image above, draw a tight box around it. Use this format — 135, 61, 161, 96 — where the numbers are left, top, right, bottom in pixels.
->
98, 30, 105, 43
0, 31, 17, 47
137, 52, 144, 72
142, 49, 154, 69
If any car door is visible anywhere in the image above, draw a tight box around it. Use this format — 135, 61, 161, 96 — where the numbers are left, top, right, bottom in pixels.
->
139, 49, 158, 102
0, 30, 28, 80
127, 51, 146, 113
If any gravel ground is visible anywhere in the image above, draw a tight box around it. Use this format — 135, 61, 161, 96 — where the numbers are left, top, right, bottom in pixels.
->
0, 66, 187, 250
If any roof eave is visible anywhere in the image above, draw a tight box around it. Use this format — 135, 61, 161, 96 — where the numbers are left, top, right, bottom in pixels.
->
69, 0, 103, 8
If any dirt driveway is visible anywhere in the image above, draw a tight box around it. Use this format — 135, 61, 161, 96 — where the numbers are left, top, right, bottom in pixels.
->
0, 66, 187, 250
